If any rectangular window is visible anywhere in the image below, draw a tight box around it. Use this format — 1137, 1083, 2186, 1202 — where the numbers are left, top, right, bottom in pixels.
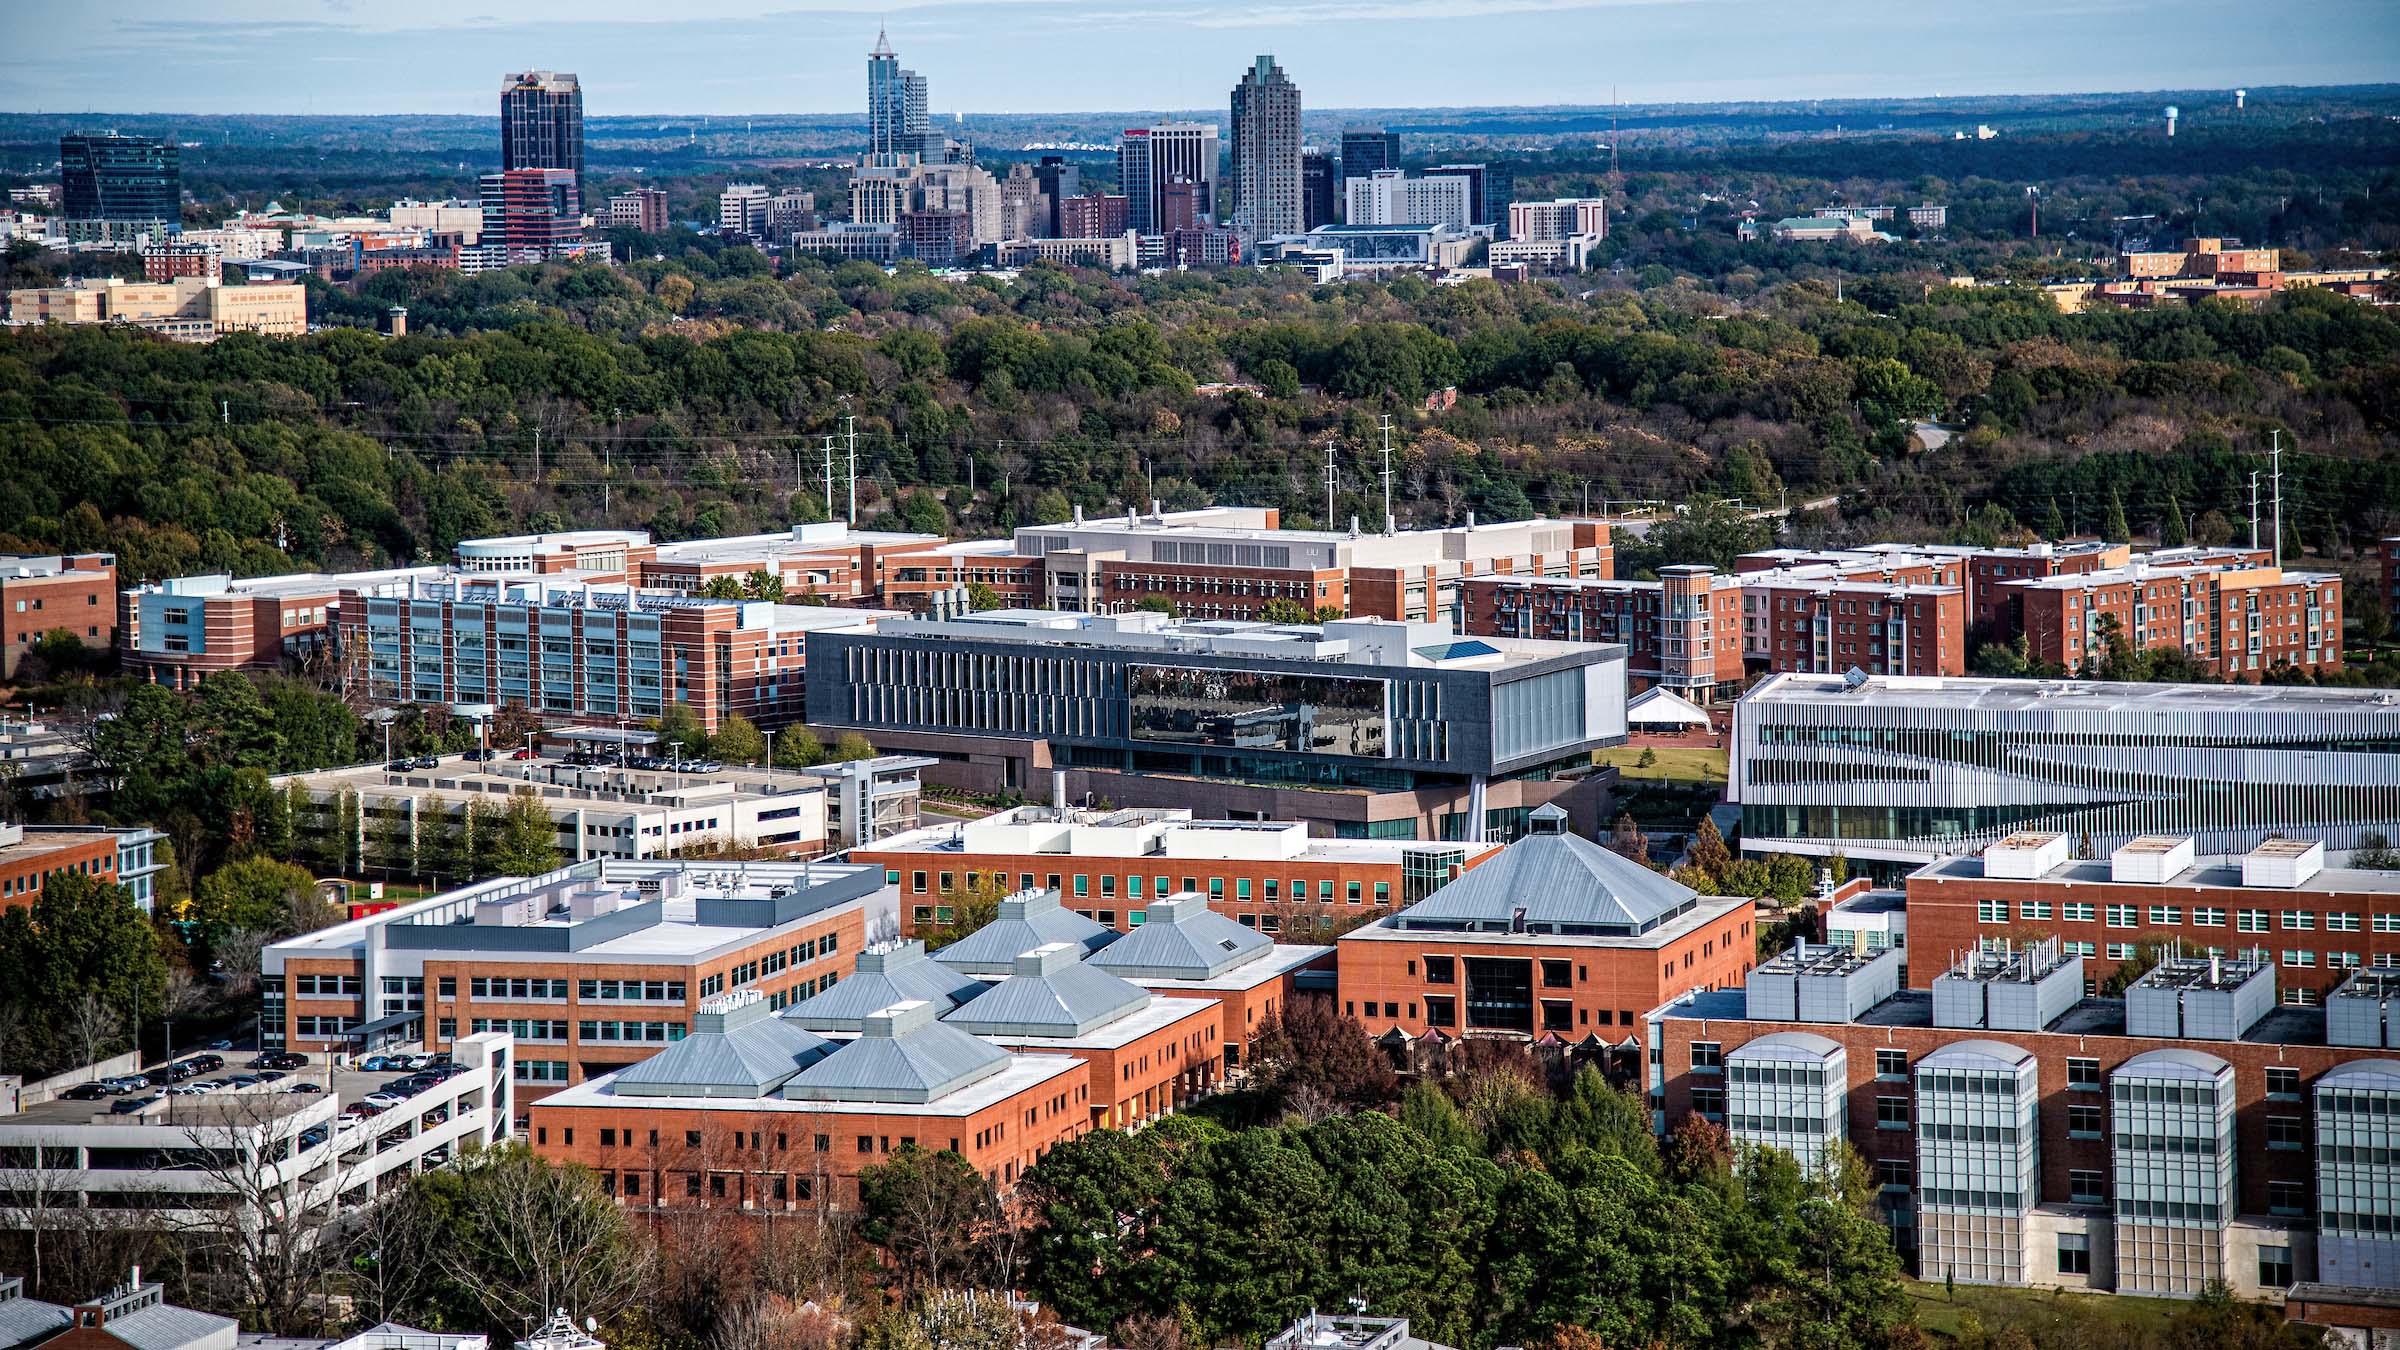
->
2194, 907, 2226, 928
2104, 905, 2137, 929
2259, 1246, 2294, 1289
2017, 901, 2052, 921
1423, 955, 1455, 985
1540, 959, 1573, 989
2266, 1115, 2305, 1150
2146, 906, 2182, 926
2068, 1103, 2103, 1139
2238, 909, 2270, 933
1875, 1096, 1909, 1130
2062, 902, 2095, 923
1689, 1042, 1722, 1072
2266, 1067, 2301, 1101
2268, 1180, 2309, 1218
1977, 900, 2008, 924
2328, 912, 2361, 932
1874, 1049, 1907, 1081
2068, 1170, 2104, 1205
2283, 911, 2316, 931
2056, 1234, 2092, 1276
2067, 1058, 2101, 1091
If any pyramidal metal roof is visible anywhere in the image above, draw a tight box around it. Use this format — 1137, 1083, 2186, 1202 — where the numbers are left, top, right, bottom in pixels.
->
1387, 817, 1698, 936
781, 999, 1012, 1104
781, 938, 987, 1031
934, 888, 1119, 975
612, 991, 833, 1097
1087, 895, 1269, 980
941, 943, 1152, 1038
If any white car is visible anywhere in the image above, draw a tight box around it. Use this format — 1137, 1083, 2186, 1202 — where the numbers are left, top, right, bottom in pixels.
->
362, 1092, 408, 1110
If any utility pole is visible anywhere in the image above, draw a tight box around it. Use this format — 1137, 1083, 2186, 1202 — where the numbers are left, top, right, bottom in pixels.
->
821, 435, 837, 523
532, 426, 541, 478
845, 414, 859, 526
2269, 429, 2284, 568
220, 399, 230, 424
1323, 440, 1338, 528
1378, 414, 1396, 534
2248, 471, 2261, 550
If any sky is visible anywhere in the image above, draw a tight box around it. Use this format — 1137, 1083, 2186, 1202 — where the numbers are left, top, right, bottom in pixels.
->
3, 0, 2397, 117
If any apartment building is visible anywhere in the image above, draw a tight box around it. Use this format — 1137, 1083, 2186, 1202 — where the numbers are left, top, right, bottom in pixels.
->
0, 553, 116, 676
526, 992, 1092, 1208
260, 859, 880, 1098
804, 608, 1628, 842
121, 568, 439, 688
2008, 558, 2341, 680
1336, 806, 1755, 1040
1905, 831, 2400, 1002
336, 573, 897, 733
1461, 566, 1746, 701
1648, 945, 2400, 1303
1750, 576, 1965, 678
863, 805, 1496, 937
1731, 673, 2400, 867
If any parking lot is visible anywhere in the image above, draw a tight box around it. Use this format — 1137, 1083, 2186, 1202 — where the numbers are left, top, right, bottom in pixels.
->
27, 1053, 467, 1127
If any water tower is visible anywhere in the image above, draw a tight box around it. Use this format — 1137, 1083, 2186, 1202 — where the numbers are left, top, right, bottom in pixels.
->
2164, 105, 2180, 136
2234, 89, 2247, 110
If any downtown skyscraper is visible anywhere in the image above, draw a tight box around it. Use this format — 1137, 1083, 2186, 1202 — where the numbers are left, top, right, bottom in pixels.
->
1228, 55, 1302, 241
501, 71, 584, 185
59, 133, 179, 234
1118, 123, 1218, 234
868, 27, 931, 162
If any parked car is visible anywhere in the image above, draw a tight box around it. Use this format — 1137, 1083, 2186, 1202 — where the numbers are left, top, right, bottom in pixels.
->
104, 1076, 148, 1095
342, 1102, 384, 1119
165, 1083, 209, 1096
357, 1055, 402, 1072
287, 1082, 325, 1094
61, 1082, 109, 1101
298, 1126, 330, 1147
110, 1095, 160, 1115
464, 747, 496, 761
362, 1092, 408, 1110
225, 1074, 263, 1089
188, 1054, 224, 1072
385, 759, 412, 772
253, 1070, 286, 1084
143, 1068, 179, 1088
251, 1051, 306, 1070
510, 747, 536, 760
421, 1145, 451, 1165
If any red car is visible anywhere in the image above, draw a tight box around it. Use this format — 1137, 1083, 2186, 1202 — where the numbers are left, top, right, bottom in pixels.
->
510, 748, 536, 760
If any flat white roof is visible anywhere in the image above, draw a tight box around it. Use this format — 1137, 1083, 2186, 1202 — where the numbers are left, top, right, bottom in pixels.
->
1123, 943, 1331, 993
536, 1049, 1086, 1116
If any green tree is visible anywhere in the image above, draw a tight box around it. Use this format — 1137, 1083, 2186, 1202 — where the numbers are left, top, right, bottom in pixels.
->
653, 703, 708, 757
832, 732, 879, 762
700, 575, 745, 600
491, 791, 560, 876
91, 683, 191, 821
189, 671, 284, 771
1258, 598, 1312, 625
740, 568, 785, 601
190, 856, 319, 940
0, 871, 166, 1075
465, 798, 506, 877
1687, 816, 1732, 879
366, 802, 417, 878
2102, 487, 2131, 543
965, 581, 1002, 612
2159, 490, 2189, 546
858, 1145, 999, 1295
710, 713, 767, 766
775, 726, 827, 767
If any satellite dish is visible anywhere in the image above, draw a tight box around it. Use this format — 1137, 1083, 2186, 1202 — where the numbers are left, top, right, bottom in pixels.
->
1842, 667, 1869, 689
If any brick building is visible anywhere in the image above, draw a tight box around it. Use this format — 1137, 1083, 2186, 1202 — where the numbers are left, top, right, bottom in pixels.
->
0, 553, 116, 676
2006, 557, 2340, 680
0, 822, 123, 913
1461, 565, 1746, 702
1904, 831, 2400, 1003
527, 992, 1091, 1208
1647, 943, 2400, 1302
1336, 807, 1755, 1040
1083, 895, 1331, 1069
261, 859, 880, 1098
1748, 576, 1965, 678
863, 805, 1497, 937
120, 568, 436, 688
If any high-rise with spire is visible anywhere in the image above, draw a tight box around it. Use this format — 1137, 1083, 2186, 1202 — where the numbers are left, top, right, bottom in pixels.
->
867, 28, 931, 163
1229, 55, 1302, 241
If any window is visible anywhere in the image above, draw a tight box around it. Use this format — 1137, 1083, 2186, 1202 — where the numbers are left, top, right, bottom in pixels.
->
1425, 996, 1456, 1028
2269, 1180, 2309, 1218
2104, 904, 2137, 929
2283, 950, 2317, 969
2238, 909, 2271, 933
2063, 902, 2095, 923
2329, 912, 2362, 932
2069, 1170, 2105, 1205
1690, 1086, 1725, 1119
1977, 900, 2007, 923
2146, 906, 2182, 926
2017, 901, 2052, 921
1540, 959, 1573, 989
2056, 1233, 2092, 1276
1690, 1042, 1722, 1072
2258, 1246, 2294, 1289
2067, 1057, 2101, 1091
2375, 914, 2400, 935
1874, 1158, 1911, 1191
1875, 1096, 1909, 1130
2283, 911, 2316, 931
2266, 1067, 2301, 1101
2266, 1115, 2305, 1151
2106, 943, 2138, 961
1423, 955, 1455, 985
2193, 907, 2225, 928
1874, 1049, 1907, 1081
2068, 1104, 2103, 1139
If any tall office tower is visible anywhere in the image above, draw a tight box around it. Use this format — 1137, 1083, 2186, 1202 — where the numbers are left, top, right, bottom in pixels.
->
1423, 163, 1490, 227
59, 134, 180, 234
1118, 123, 1218, 234
867, 28, 931, 161
1340, 128, 1401, 182
1228, 55, 1303, 241
501, 71, 584, 186
1032, 156, 1081, 236
480, 168, 584, 260
1301, 148, 1339, 229
1346, 168, 1470, 229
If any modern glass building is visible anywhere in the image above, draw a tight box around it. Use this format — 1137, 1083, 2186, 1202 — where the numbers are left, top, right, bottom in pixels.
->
1726, 1032, 1849, 1173
1733, 672, 2400, 865
1229, 55, 1303, 241
1914, 1039, 2043, 1286
59, 134, 179, 231
2314, 1059, 2400, 1285
2110, 1048, 2238, 1296
500, 71, 583, 184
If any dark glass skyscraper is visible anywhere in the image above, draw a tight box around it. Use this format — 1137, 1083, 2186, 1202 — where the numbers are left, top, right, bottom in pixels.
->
1339, 128, 1401, 183
1301, 148, 1339, 229
59, 134, 179, 228
501, 71, 583, 184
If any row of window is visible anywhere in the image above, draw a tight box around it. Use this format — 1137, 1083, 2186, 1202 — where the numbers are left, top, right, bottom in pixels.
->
471, 977, 572, 1001
1977, 900, 2378, 932
293, 974, 363, 996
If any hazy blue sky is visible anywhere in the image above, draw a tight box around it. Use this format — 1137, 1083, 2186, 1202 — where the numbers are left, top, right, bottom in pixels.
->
4, 0, 2397, 116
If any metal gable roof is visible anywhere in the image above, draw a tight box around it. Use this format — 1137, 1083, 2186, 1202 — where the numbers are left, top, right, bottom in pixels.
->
613, 992, 833, 1097
95, 1304, 237, 1350
1086, 896, 1270, 980
934, 889, 1119, 975
1388, 828, 1698, 934
941, 944, 1153, 1037
781, 1000, 1013, 1104
781, 939, 986, 1031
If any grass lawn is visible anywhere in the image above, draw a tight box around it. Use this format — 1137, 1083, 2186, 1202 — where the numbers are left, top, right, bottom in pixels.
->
1595, 744, 1729, 784
1903, 1277, 2184, 1344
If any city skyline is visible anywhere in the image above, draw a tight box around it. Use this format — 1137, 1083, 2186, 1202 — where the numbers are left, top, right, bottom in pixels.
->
3, 0, 2396, 117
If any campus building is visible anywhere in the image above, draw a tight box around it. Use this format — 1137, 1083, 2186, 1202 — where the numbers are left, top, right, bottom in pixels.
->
525, 992, 1092, 1208
0, 554, 116, 676
804, 608, 1628, 842
1336, 806, 1756, 1040
260, 859, 881, 1096
1648, 947, 2400, 1302
1903, 831, 2400, 1003
1731, 673, 2400, 867
0, 823, 125, 914
1081, 895, 1331, 1069
4, 276, 306, 341
2006, 558, 2342, 681
861, 805, 1497, 936
120, 568, 440, 688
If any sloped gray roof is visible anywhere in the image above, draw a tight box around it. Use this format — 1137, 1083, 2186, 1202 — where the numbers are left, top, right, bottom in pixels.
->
0, 1283, 69, 1350
1388, 828, 1697, 936
1919, 1039, 2036, 1072
934, 889, 1118, 975
781, 1000, 1011, 1104
781, 939, 986, 1032
96, 1302, 237, 1350
1727, 1031, 1843, 1063
941, 943, 1152, 1038
2116, 1047, 2234, 1080
613, 992, 832, 1097
1086, 896, 1269, 980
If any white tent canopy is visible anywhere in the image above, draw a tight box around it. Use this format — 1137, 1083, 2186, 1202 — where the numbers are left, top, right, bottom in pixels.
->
1626, 686, 1711, 729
